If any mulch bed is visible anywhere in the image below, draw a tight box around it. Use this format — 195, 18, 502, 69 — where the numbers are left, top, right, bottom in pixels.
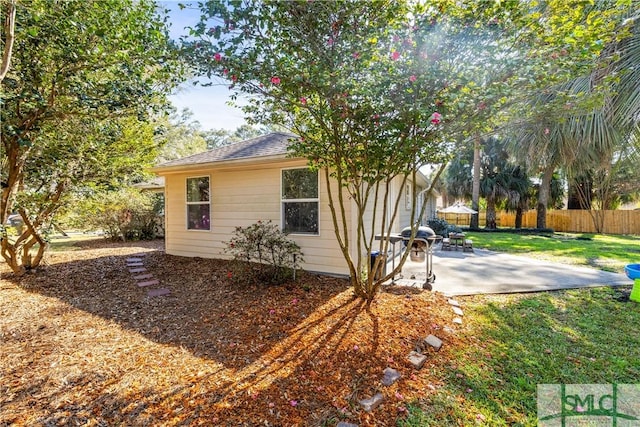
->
1, 239, 464, 426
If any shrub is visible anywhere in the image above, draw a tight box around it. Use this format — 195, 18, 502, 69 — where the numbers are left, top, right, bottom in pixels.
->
66, 188, 163, 241
426, 217, 449, 237
225, 220, 304, 285
446, 224, 463, 234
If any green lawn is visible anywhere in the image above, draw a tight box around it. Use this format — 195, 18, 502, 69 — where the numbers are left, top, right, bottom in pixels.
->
401, 287, 640, 426
401, 232, 640, 426
465, 231, 640, 273
47, 232, 106, 251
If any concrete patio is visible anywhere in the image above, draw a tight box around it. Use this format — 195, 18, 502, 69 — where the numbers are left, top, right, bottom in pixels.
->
386, 244, 632, 296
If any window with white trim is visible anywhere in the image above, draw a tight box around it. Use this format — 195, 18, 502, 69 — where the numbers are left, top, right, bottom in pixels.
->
282, 168, 319, 235
405, 183, 412, 210
186, 176, 210, 230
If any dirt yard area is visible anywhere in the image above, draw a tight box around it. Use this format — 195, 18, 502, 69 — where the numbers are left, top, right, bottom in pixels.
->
1, 239, 461, 426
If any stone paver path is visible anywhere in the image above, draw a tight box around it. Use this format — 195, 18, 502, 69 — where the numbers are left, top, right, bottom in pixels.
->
125, 252, 170, 297
137, 279, 160, 287
147, 288, 171, 297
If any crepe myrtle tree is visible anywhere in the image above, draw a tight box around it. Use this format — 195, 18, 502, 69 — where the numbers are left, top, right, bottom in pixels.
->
184, 0, 523, 300
0, 0, 182, 274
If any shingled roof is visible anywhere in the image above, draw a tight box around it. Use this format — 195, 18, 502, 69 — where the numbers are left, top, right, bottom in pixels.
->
154, 132, 298, 170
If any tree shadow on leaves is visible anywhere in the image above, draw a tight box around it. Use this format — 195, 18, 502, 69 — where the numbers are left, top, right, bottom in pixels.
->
2, 241, 404, 425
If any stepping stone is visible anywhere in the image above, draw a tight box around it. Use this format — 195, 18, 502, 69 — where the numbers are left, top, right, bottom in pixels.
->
133, 273, 154, 280
381, 367, 401, 386
448, 298, 460, 307
127, 263, 144, 267
424, 334, 443, 351
148, 288, 170, 297
359, 393, 384, 412
337, 423, 359, 427
408, 350, 427, 369
443, 326, 456, 334
126, 257, 143, 262
452, 306, 464, 316
453, 317, 463, 325
129, 268, 147, 273
137, 279, 160, 287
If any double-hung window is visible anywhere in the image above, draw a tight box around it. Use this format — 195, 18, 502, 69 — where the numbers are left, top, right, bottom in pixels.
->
282, 168, 319, 235
186, 176, 210, 230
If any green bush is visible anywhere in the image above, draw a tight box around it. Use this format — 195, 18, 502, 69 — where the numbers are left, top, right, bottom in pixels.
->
66, 188, 163, 241
446, 223, 463, 234
426, 217, 449, 237
225, 220, 304, 285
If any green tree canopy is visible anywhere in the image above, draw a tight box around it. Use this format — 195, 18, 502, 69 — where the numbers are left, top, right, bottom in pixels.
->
1, 0, 183, 274
182, 0, 548, 300
504, 0, 636, 228
155, 108, 209, 164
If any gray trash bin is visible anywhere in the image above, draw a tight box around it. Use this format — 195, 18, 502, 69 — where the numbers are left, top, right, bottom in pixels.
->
370, 250, 386, 280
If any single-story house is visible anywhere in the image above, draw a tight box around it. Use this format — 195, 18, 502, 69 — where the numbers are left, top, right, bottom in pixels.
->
152, 132, 437, 276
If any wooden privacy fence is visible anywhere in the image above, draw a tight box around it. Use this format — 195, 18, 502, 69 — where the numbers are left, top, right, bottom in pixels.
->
437, 210, 640, 235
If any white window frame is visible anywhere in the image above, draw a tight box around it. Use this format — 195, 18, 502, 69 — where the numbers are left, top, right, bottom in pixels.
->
186, 175, 211, 231
281, 167, 319, 236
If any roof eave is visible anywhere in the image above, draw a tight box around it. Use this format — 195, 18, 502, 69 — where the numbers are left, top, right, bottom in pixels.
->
152, 153, 301, 174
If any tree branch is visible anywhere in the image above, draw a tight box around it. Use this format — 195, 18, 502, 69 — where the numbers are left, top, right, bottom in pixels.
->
0, 0, 16, 82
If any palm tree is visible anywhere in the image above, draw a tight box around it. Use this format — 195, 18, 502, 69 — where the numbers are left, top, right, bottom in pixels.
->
561, 12, 640, 230
507, 3, 639, 229
479, 136, 533, 229
609, 10, 640, 134
503, 164, 531, 229
479, 137, 509, 229
443, 151, 473, 202
508, 98, 578, 229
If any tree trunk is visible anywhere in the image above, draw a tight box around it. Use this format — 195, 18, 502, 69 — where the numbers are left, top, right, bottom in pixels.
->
485, 197, 497, 229
1, 227, 46, 275
536, 166, 555, 229
515, 206, 523, 229
0, 0, 17, 83
470, 136, 481, 229
567, 173, 592, 209
1, 183, 65, 275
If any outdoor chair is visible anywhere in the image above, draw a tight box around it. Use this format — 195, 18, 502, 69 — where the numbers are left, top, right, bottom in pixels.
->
441, 238, 451, 251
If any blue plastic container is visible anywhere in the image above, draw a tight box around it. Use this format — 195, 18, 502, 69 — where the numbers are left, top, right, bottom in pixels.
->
624, 264, 640, 280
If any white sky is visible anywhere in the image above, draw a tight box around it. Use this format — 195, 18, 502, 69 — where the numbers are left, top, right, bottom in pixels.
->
160, 1, 247, 131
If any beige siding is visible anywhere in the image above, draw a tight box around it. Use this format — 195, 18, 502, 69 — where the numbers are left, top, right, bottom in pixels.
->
398, 179, 414, 230
161, 159, 350, 276
372, 175, 424, 234
397, 176, 437, 228
423, 194, 437, 222
354, 178, 406, 265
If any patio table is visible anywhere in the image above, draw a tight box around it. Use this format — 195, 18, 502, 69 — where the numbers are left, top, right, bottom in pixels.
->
449, 232, 465, 250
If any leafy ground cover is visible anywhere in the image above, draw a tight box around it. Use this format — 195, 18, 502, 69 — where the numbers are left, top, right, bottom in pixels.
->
2, 236, 638, 426
465, 231, 640, 273
1, 239, 458, 426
